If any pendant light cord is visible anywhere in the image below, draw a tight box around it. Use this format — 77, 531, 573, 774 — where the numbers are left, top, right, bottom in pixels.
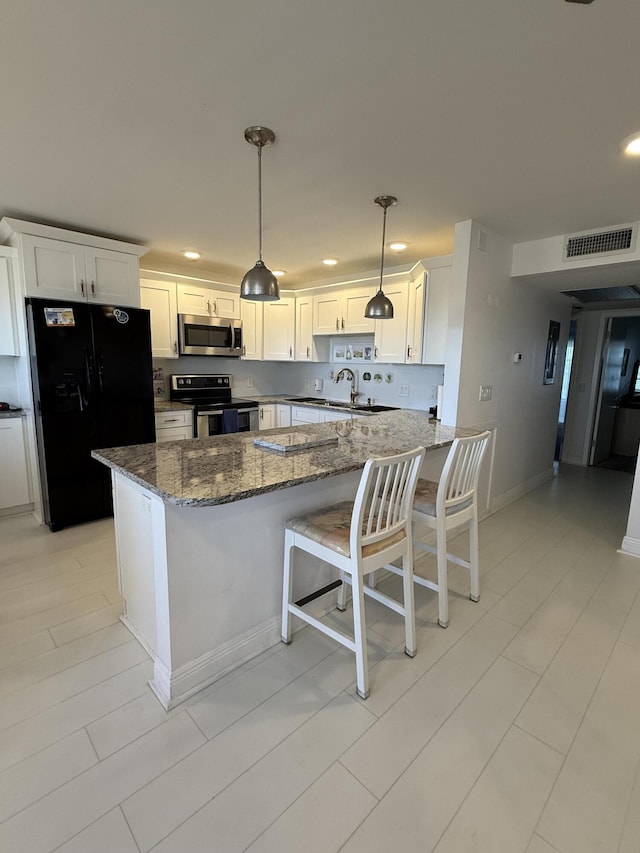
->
257, 144, 263, 262
378, 204, 388, 293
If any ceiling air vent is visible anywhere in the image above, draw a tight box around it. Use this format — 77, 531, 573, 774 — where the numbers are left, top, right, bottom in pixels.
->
563, 224, 636, 261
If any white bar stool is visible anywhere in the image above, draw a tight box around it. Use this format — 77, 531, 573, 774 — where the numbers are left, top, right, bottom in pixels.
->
281, 446, 425, 700
385, 431, 491, 628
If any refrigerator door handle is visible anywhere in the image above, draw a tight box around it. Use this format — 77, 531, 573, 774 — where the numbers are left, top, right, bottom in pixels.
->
84, 347, 95, 400
96, 350, 105, 394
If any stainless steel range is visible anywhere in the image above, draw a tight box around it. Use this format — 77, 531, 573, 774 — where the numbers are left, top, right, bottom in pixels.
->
170, 374, 259, 437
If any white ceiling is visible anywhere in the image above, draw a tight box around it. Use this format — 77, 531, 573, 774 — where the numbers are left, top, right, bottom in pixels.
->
2, 0, 640, 287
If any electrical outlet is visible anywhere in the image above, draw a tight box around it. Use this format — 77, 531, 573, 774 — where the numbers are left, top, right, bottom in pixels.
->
479, 385, 492, 401
430, 386, 437, 398
303, 378, 311, 389
246, 376, 254, 387
399, 384, 409, 397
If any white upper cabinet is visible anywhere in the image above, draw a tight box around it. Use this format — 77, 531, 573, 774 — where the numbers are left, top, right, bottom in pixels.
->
406, 273, 425, 364
374, 282, 409, 363
0, 249, 19, 356
422, 265, 450, 365
0, 219, 146, 308
263, 297, 295, 361
140, 279, 179, 359
240, 299, 263, 360
20, 236, 140, 306
312, 286, 375, 335
177, 283, 239, 319
295, 295, 314, 360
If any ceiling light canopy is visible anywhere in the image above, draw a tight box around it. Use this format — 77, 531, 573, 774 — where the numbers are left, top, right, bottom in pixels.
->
388, 241, 408, 252
240, 126, 280, 302
182, 249, 201, 260
623, 133, 640, 156
365, 196, 397, 320
322, 258, 339, 266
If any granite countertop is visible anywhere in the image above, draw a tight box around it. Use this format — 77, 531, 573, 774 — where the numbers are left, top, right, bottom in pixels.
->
93, 410, 477, 508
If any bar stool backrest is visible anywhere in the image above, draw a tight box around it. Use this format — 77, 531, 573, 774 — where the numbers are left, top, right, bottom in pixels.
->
437, 431, 491, 515
351, 447, 425, 559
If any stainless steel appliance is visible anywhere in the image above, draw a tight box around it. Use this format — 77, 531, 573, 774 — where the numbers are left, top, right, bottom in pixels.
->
178, 314, 242, 357
169, 374, 259, 437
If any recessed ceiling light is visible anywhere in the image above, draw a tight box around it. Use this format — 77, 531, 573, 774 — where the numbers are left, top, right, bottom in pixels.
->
623, 133, 640, 156
271, 270, 286, 277
387, 241, 409, 252
322, 258, 339, 266
182, 249, 201, 260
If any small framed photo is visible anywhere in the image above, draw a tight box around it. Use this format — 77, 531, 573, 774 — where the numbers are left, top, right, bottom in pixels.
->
333, 345, 346, 361
352, 346, 364, 359
364, 346, 373, 361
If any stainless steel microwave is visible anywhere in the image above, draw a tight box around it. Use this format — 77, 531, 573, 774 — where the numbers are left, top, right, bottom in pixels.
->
178, 314, 243, 357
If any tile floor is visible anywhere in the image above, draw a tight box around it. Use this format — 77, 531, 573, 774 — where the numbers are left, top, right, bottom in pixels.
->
0, 464, 639, 852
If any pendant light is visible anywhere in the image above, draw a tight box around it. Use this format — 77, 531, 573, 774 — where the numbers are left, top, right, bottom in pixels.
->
364, 195, 397, 319
240, 126, 280, 301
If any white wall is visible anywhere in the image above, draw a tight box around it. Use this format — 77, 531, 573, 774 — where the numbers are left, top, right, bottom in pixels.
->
447, 220, 573, 510
153, 355, 444, 412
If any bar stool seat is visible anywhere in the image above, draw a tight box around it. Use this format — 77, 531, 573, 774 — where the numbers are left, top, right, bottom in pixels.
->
281, 446, 425, 700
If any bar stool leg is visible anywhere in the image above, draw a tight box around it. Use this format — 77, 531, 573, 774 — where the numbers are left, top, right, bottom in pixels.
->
281, 531, 294, 644
337, 570, 347, 611
351, 571, 369, 699
469, 511, 480, 603
436, 517, 449, 628
402, 550, 416, 657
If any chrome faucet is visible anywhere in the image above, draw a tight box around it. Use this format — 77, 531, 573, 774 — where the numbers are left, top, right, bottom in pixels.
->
334, 367, 360, 406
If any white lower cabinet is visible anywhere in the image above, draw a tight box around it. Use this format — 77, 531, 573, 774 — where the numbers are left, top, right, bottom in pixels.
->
290, 405, 323, 426
0, 417, 31, 510
276, 404, 291, 427
155, 409, 193, 442
259, 404, 276, 429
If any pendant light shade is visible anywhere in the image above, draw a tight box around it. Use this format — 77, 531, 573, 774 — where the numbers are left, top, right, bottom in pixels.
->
365, 195, 397, 320
240, 126, 280, 302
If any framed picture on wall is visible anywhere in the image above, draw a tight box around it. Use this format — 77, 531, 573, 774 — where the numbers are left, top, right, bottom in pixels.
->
543, 320, 561, 385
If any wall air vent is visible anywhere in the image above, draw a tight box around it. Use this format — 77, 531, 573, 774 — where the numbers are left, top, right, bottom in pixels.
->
563, 224, 636, 261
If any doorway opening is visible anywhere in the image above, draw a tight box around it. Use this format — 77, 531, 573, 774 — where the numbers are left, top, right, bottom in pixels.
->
555, 319, 576, 461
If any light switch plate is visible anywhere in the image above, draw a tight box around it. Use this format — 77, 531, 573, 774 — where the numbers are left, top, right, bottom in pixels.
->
479, 385, 492, 401
399, 384, 409, 397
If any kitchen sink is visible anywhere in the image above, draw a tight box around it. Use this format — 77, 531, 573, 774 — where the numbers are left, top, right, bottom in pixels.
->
352, 404, 399, 412
285, 396, 326, 403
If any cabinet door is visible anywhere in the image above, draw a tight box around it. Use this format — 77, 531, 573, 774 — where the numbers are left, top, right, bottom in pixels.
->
276, 404, 291, 427
240, 299, 263, 360
322, 410, 352, 422
295, 296, 314, 360
0, 418, 30, 509
177, 284, 213, 316
85, 248, 140, 307
423, 266, 450, 364
406, 273, 425, 364
374, 283, 409, 363
343, 288, 375, 334
290, 406, 323, 425
21, 235, 87, 301
156, 426, 193, 442
263, 297, 295, 361
313, 292, 342, 335
259, 405, 275, 430
0, 253, 18, 356
210, 289, 239, 319
140, 280, 179, 359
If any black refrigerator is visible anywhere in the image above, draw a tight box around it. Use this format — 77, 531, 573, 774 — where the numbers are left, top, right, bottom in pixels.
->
26, 297, 156, 531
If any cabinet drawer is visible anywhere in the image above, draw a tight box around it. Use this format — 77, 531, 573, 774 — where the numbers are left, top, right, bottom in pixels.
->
155, 409, 193, 429
290, 406, 323, 424
156, 425, 194, 442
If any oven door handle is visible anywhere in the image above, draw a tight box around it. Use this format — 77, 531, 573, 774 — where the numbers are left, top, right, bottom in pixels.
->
236, 407, 258, 414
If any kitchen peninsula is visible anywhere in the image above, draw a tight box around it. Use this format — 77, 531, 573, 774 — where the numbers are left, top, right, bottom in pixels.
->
94, 410, 477, 708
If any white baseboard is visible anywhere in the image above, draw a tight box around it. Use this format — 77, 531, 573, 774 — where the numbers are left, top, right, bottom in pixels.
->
0, 502, 33, 518
489, 467, 556, 515
149, 616, 283, 710
619, 536, 640, 559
